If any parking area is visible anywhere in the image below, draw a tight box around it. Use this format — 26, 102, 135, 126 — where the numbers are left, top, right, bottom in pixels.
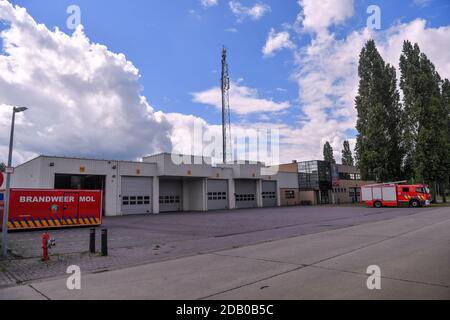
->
0, 205, 434, 287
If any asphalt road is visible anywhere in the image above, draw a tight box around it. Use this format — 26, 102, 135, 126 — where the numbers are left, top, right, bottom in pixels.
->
1, 206, 449, 299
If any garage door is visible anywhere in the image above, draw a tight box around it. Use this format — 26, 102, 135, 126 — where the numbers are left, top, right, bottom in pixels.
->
262, 181, 277, 207
159, 179, 182, 212
121, 176, 153, 215
207, 179, 228, 210
235, 180, 257, 209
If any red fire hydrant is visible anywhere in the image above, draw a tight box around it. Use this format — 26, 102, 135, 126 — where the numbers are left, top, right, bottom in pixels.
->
42, 232, 50, 261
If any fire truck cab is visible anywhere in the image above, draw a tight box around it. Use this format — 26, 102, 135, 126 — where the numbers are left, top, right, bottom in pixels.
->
361, 182, 431, 208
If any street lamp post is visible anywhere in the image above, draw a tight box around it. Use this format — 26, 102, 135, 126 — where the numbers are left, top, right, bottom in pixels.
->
2, 106, 27, 258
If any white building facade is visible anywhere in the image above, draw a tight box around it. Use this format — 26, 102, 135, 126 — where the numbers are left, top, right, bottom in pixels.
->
11, 154, 297, 217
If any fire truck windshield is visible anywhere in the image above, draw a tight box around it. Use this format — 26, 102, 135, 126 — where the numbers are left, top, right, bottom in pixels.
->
416, 187, 430, 194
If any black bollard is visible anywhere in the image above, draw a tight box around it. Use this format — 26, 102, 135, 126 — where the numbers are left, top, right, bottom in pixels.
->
101, 229, 108, 256
89, 228, 96, 253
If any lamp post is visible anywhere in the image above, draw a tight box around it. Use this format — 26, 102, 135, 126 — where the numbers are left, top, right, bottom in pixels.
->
2, 106, 27, 258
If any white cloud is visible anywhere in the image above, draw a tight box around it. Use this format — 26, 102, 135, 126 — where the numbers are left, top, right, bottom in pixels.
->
297, 0, 354, 34
262, 28, 296, 57
229, 1, 271, 22
225, 27, 238, 33
0, 1, 173, 165
192, 82, 290, 115
413, 0, 432, 7
200, 0, 219, 8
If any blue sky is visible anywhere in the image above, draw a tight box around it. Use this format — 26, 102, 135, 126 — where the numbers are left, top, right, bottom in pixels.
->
1, 0, 450, 164
9, 0, 447, 126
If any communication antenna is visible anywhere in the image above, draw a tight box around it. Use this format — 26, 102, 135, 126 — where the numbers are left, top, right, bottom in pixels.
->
221, 46, 232, 163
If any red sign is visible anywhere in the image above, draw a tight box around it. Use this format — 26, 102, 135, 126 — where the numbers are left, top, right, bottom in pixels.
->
4, 189, 102, 230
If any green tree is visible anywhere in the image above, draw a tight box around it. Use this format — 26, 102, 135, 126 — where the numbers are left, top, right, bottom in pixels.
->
441, 79, 450, 202
355, 40, 404, 182
341, 140, 354, 166
400, 41, 450, 201
323, 141, 336, 164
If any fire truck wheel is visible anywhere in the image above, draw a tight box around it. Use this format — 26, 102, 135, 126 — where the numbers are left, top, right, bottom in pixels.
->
410, 200, 420, 208
374, 201, 382, 208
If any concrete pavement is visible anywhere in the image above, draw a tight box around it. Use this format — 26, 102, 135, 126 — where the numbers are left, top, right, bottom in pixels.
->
2, 205, 425, 287
0, 207, 449, 300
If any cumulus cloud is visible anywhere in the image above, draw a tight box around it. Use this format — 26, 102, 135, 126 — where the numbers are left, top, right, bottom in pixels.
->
200, 0, 219, 8
297, 0, 354, 34
229, 1, 271, 22
262, 28, 296, 57
0, 1, 173, 165
192, 82, 290, 115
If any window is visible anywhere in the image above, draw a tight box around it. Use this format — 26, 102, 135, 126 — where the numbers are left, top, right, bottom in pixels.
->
402, 187, 410, 193
415, 187, 428, 194
339, 173, 351, 180
236, 194, 255, 202
124, 195, 150, 206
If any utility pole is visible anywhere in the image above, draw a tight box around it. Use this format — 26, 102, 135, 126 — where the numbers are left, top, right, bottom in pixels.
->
221, 46, 232, 164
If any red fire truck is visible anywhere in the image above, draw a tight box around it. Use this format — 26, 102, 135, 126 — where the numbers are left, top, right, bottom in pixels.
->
0, 189, 102, 231
361, 182, 431, 208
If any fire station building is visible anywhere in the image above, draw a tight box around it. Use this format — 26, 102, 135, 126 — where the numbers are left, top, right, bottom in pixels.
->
11, 154, 288, 217
11, 154, 372, 217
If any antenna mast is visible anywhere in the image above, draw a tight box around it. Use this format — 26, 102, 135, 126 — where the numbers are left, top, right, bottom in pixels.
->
221, 46, 232, 163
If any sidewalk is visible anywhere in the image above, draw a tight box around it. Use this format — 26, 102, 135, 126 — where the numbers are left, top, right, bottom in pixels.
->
0, 207, 449, 300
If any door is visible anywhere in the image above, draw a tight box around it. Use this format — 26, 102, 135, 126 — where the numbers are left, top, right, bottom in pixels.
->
235, 180, 257, 209
207, 179, 228, 210
121, 176, 153, 215
262, 181, 277, 207
63, 192, 79, 222
159, 179, 182, 212
320, 190, 330, 204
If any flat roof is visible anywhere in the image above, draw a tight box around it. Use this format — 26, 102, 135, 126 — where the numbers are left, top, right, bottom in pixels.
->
14, 155, 153, 169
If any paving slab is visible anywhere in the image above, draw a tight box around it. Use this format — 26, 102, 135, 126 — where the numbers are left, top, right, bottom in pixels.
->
8, 253, 297, 300
207, 266, 450, 300
316, 220, 450, 287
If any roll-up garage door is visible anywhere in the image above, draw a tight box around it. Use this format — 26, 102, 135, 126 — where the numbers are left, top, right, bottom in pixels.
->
159, 179, 182, 212
207, 179, 228, 210
262, 181, 277, 207
235, 179, 257, 209
121, 176, 153, 215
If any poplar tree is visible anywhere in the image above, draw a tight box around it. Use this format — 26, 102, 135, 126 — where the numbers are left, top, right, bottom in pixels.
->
323, 142, 335, 164
355, 40, 403, 182
441, 79, 450, 202
400, 41, 450, 200
341, 140, 354, 166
